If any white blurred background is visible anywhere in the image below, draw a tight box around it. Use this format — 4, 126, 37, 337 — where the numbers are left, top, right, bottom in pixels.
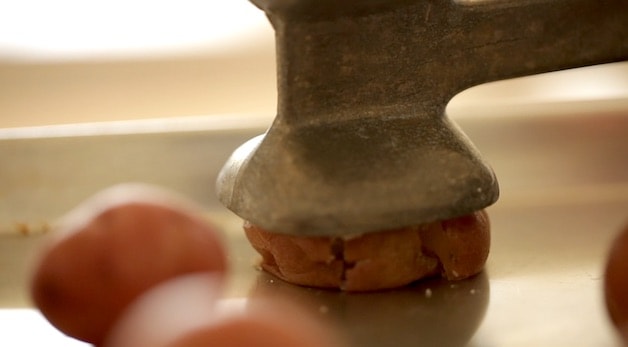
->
0, 0, 626, 129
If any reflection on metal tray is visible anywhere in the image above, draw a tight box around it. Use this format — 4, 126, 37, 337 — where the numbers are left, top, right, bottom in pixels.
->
0, 108, 627, 346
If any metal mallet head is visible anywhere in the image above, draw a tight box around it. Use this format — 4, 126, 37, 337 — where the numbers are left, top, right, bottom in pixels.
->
217, 0, 628, 237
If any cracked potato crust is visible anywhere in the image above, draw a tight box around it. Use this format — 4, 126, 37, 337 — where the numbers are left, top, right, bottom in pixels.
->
244, 210, 490, 292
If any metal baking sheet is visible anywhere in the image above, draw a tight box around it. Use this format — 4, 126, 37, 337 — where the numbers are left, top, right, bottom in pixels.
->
1, 108, 627, 346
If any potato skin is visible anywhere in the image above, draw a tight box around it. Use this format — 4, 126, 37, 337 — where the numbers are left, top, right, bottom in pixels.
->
244, 221, 344, 289
102, 273, 344, 347
165, 312, 342, 347
244, 210, 490, 291
604, 221, 628, 343
418, 209, 490, 281
342, 226, 439, 291
29, 184, 227, 345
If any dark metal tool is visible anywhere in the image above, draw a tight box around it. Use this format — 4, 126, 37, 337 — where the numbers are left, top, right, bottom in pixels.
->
217, 0, 628, 236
